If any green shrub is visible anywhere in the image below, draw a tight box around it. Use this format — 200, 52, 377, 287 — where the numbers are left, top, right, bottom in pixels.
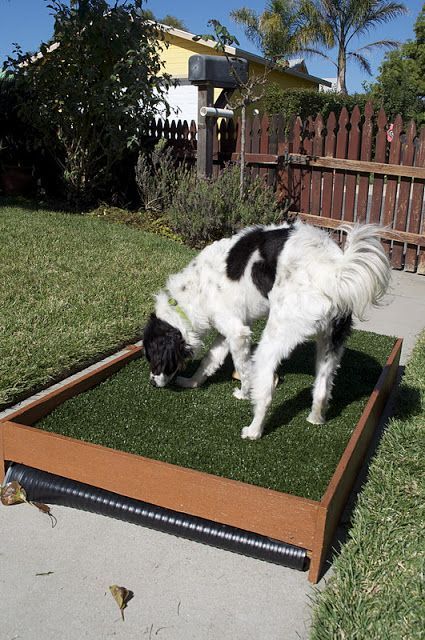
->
0, 74, 40, 168
263, 86, 369, 123
5, 1, 173, 208
166, 164, 282, 247
135, 139, 191, 213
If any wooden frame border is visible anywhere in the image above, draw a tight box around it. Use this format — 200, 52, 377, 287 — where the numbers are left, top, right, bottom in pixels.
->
0, 338, 402, 583
230, 152, 425, 181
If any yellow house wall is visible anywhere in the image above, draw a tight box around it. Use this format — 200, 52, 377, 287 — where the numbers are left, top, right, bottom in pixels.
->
158, 34, 318, 118
160, 35, 317, 90
160, 38, 210, 78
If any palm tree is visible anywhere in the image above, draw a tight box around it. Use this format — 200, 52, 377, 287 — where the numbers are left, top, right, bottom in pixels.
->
297, 0, 408, 93
231, 0, 407, 94
230, 0, 309, 62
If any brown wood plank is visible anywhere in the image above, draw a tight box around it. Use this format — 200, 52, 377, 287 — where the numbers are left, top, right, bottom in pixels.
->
0, 345, 143, 426
190, 120, 197, 154
393, 120, 416, 269
358, 102, 373, 223
418, 228, 425, 274
251, 114, 261, 180
381, 115, 403, 257
275, 115, 289, 205
295, 212, 425, 246
311, 115, 325, 216
288, 155, 425, 180
370, 108, 388, 224
0, 419, 5, 482
230, 152, 278, 165
322, 112, 337, 218
212, 121, 220, 178
259, 114, 270, 184
410, 127, 425, 275
331, 108, 349, 220
290, 117, 303, 212
406, 128, 425, 272
2, 420, 319, 551
308, 338, 402, 583
300, 117, 314, 213
245, 115, 253, 182
344, 106, 361, 222
267, 114, 278, 188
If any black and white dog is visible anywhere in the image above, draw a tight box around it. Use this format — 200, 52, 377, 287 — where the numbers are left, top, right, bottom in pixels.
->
143, 220, 390, 440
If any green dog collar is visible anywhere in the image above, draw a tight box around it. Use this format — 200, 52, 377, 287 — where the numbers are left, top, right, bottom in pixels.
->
168, 297, 191, 325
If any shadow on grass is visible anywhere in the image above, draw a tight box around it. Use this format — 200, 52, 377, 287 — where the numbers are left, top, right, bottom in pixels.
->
0, 195, 72, 213
178, 341, 391, 438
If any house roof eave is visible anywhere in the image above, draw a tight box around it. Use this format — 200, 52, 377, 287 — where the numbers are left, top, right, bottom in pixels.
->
158, 23, 331, 87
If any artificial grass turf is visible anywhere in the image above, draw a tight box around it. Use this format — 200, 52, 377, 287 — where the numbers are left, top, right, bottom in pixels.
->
36, 328, 395, 501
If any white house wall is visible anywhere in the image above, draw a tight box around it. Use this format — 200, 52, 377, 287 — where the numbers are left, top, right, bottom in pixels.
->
157, 82, 199, 124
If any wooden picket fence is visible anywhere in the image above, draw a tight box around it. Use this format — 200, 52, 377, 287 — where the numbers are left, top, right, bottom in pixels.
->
146, 102, 425, 274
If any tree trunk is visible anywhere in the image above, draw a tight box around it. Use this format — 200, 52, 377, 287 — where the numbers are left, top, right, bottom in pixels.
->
337, 47, 348, 94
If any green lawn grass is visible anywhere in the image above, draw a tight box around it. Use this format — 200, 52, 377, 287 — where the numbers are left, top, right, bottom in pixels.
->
36, 328, 394, 501
0, 200, 194, 409
310, 329, 425, 639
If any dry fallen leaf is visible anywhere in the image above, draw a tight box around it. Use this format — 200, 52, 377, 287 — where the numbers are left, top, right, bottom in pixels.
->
109, 584, 133, 621
32, 502, 57, 527
0, 480, 28, 505
0, 481, 56, 526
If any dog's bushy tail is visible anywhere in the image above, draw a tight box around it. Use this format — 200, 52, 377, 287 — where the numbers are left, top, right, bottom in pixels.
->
335, 224, 391, 320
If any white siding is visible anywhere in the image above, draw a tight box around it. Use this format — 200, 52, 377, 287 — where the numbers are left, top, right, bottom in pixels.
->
158, 84, 199, 124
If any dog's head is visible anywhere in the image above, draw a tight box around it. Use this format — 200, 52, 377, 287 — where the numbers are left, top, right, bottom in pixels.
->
143, 314, 192, 387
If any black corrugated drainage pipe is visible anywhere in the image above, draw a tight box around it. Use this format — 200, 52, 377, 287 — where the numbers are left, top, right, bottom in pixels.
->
5, 463, 308, 571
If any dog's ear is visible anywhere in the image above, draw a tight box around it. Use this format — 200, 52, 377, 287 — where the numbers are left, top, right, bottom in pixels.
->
142, 314, 157, 359
181, 341, 193, 360
172, 332, 192, 369
144, 313, 157, 332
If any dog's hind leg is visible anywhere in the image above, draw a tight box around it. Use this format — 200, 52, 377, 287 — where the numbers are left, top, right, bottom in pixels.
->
307, 314, 352, 425
176, 334, 229, 389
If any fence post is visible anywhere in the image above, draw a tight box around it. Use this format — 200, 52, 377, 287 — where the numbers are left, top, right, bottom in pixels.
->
197, 84, 214, 178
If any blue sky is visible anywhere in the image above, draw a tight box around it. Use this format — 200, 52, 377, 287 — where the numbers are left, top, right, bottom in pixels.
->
0, 0, 423, 92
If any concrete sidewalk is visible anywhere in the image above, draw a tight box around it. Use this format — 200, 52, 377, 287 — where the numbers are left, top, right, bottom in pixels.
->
1, 270, 424, 640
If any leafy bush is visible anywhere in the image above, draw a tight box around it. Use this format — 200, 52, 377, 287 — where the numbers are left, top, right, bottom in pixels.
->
365, 3, 425, 127
263, 86, 369, 123
167, 164, 282, 247
0, 74, 39, 168
5, 0, 173, 208
135, 139, 191, 213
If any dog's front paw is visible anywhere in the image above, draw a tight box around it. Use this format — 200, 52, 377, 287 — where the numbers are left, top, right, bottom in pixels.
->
175, 376, 199, 389
306, 411, 325, 425
233, 387, 249, 400
241, 425, 262, 440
